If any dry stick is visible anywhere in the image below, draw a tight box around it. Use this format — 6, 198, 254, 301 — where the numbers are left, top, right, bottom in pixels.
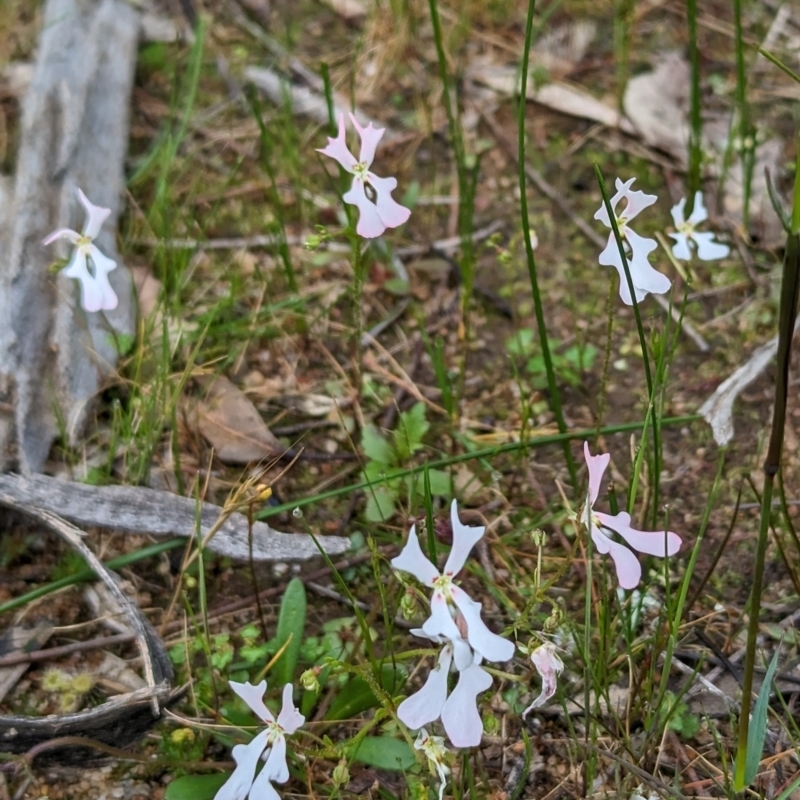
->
480, 111, 710, 353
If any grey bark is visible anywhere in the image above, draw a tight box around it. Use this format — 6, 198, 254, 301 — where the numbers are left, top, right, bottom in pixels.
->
0, 0, 139, 472
0, 472, 349, 560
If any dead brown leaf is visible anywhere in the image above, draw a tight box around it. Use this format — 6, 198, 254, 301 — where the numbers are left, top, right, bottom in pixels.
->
192, 375, 283, 463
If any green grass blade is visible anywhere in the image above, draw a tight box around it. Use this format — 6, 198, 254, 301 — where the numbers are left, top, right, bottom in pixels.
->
741, 647, 781, 786
517, 0, 576, 485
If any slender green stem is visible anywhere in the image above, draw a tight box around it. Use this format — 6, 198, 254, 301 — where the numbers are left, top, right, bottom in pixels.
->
256, 415, 700, 521
593, 165, 661, 521
735, 155, 800, 787
426, 0, 476, 340
583, 528, 594, 793
732, 0, 755, 232
0, 539, 185, 615
685, 0, 702, 214
613, 0, 635, 112
352, 238, 365, 394
518, 0, 576, 484
245, 86, 299, 294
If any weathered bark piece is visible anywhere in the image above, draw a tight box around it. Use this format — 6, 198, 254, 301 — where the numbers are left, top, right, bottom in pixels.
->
0, 0, 139, 473
699, 315, 800, 446
0, 499, 177, 764
0, 472, 349, 561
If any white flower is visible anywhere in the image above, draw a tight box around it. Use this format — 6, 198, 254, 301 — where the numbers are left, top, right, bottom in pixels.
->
583, 442, 681, 589
522, 642, 564, 717
398, 631, 492, 748
669, 192, 730, 261
414, 728, 451, 800
43, 188, 118, 312
215, 681, 304, 800
594, 177, 670, 305
391, 500, 514, 664
317, 112, 411, 239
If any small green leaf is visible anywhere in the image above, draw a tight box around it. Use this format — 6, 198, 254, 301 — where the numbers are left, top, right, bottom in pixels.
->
365, 485, 399, 523
393, 402, 429, 460
350, 736, 416, 771
425, 468, 451, 497
362, 424, 395, 464
165, 773, 229, 800
274, 578, 307, 687
506, 328, 535, 356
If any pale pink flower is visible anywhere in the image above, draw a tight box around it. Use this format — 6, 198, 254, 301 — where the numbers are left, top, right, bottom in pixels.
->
522, 642, 564, 717
317, 112, 411, 238
398, 631, 492, 748
43, 188, 118, 312
391, 500, 514, 663
583, 442, 681, 589
594, 177, 670, 305
669, 192, 729, 261
215, 681, 304, 800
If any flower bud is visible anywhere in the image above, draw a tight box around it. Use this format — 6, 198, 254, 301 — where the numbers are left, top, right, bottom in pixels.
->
300, 667, 321, 693
332, 758, 350, 787
400, 589, 418, 620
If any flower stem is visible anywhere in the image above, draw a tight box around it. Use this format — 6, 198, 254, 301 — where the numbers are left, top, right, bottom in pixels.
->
593, 165, 661, 524
352, 237, 366, 397
518, 0, 577, 485
735, 156, 800, 786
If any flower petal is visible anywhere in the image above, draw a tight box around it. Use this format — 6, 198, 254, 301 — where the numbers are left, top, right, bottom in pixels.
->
398, 644, 452, 729
229, 680, 275, 724
62, 251, 103, 313
367, 173, 411, 231
451, 633, 474, 672
422, 590, 462, 642
670, 197, 687, 229
686, 191, 708, 226
522, 642, 564, 717
246, 759, 282, 800
317, 113, 358, 173
668, 232, 693, 262
693, 232, 729, 261
597, 236, 649, 306
451, 586, 514, 663
349, 113, 384, 169
43, 227, 80, 246
88, 244, 118, 311
213, 730, 269, 800
277, 683, 305, 734
583, 442, 610, 506
261, 735, 289, 784
442, 500, 484, 577
440, 663, 492, 748
343, 179, 387, 238
589, 519, 612, 554
77, 188, 111, 240
625, 230, 669, 297
391, 525, 440, 586
616, 177, 657, 221
594, 511, 681, 557
602, 537, 642, 589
